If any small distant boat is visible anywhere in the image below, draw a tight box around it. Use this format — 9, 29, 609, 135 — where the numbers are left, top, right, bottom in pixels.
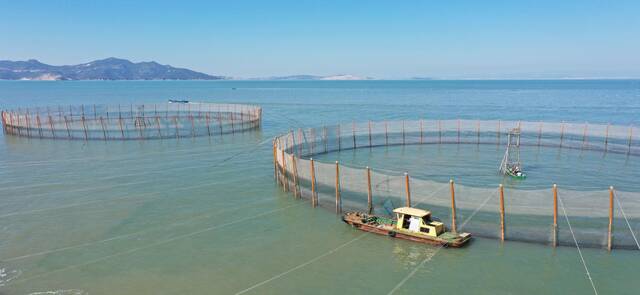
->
168, 99, 189, 104
342, 207, 471, 247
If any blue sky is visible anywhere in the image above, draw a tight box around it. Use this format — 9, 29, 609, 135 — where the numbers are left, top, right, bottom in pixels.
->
1, 0, 639, 79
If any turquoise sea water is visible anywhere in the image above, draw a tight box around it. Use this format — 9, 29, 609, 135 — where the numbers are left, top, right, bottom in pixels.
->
0, 80, 639, 294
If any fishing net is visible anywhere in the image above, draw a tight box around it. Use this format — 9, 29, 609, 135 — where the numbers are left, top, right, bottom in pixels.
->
1, 103, 262, 140
275, 120, 639, 249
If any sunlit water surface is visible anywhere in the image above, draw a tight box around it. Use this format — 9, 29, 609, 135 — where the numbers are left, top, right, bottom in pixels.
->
0, 80, 639, 294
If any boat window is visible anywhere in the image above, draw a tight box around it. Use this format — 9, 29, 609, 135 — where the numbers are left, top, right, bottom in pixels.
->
402, 214, 411, 229
422, 216, 431, 224
420, 227, 430, 233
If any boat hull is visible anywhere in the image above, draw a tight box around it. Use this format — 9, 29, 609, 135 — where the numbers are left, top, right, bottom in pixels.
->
342, 213, 471, 248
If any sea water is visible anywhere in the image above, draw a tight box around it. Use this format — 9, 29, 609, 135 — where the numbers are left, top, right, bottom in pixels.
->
0, 80, 639, 294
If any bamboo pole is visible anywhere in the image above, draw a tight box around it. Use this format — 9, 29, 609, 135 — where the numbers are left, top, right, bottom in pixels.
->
281, 140, 289, 192
553, 183, 558, 247
292, 153, 300, 198
420, 119, 424, 144
311, 158, 317, 207
404, 172, 411, 207
450, 179, 457, 233
298, 128, 303, 156
337, 125, 341, 151
366, 166, 373, 214
608, 186, 614, 251
36, 113, 43, 138
604, 123, 610, 151
476, 120, 480, 145
402, 120, 406, 145
496, 120, 501, 146
499, 184, 505, 241
190, 115, 195, 138
582, 122, 588, 149
457, 119, 461, 144
100, 116, 107, 140
156, 116, 162, 138
438, 120, 442, 143
628, 125, 634, 154
335, 161, 341, 214
81, 115, 88, 140
559, 122, 565, 148
538, 121, 543, 146
368, 120, 372, 147
352, 121, 356, 148
273, 140, 279, 183
205, 113, 211, 136
25, 110, 31, 137
63, 116, 71, 138
323, 126, 328, 153
384, 120, 388, 145
174, 116, 180, 138
48, 115, 56, 138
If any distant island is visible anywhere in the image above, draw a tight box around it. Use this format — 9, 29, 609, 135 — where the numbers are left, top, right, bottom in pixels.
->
0, 57, 226, 80
253, 74, 373, 81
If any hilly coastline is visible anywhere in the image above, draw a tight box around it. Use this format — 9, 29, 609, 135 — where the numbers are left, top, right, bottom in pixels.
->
0, 58, 226, 80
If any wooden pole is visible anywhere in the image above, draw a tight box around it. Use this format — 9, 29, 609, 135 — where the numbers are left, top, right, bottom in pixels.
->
311, 158, 317, 207
457, 119, 461, 144
384, 120, 388, 145
553, 183, 558, 247
155, 116, 162, 138
281, 140, 288, 192
538, 121, 543, 146
323, 126, 328, 153
450, 179, 457, 233
335, 161, 341, 214
48, 115, 56, 138
608, 186, 614, 251
499, 184, 505, 241
404, 172, 411, 207
273, 141, 279, 183
36, 113, 43, 138
438, 120, 442, 143
496, 120, 501, 146
476, 120, 480, 145
604, 123, 610, 151
62, 115, 71, 138
99, 116, 107, 140
366, 166, 373, 214
402, 120, 406, 145
368, 120, 372, 147
559, 122, 565, 148
205, 113, 211, 136
352, 121, 356, 148
420, 119, 424, 144
582, 122, 588, 149
292, 153, 300, 198
337, 125, 341, 151
628, 125, 634, 154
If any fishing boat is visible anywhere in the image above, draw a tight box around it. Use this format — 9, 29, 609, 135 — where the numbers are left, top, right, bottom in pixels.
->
342, 207, 471, 247
499, 127, 526, 179
168, 99, 189, 104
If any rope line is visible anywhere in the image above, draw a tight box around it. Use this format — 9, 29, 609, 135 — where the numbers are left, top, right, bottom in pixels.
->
9, 203, 303, 286
613, 192, 640, 250
3, 196, 278, 262
234, 234, 367, 295
387, 189, 497, 294
558, 196, 598, 295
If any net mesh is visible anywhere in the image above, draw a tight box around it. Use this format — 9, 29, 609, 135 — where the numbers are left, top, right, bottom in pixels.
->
1, 103, 262, 140
275, 120, 639, 249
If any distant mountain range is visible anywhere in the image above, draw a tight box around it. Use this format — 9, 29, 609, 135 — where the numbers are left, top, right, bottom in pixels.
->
0, 58, 226, 80
255, 74, 373, 80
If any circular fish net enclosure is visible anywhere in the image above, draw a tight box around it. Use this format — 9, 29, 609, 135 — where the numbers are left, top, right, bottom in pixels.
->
274, 120, 640, 250
1, 103, 262, 140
